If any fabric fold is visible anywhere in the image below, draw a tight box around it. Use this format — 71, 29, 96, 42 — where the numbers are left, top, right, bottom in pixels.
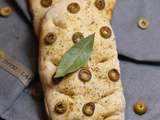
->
0, 0, 37, 118
1, 90, 46, 120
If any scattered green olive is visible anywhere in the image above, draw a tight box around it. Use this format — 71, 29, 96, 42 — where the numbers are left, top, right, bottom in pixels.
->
133, 101, 148, 115
0, 6, 13, 17
67, 2, 80, 14
95, 0, 105, 10
108, 69, 120, 82
44, 32, 57, 45
40, 0, 52, 8
137, 18, 150, 30
79, 68, 92, 82
83, 102, 95, 116
100, 26, 112, 39
72, 32, 84, 43
54, 102, 67, 114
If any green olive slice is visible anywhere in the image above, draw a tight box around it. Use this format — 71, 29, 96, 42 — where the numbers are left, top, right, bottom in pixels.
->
67, 2, 80, 14
40, 0, 52, 8
100, 26, 112, 39
133, 101, 148, 115
108, 69, 120, 82
44, 32, 57, 45
95, 0, 105, 10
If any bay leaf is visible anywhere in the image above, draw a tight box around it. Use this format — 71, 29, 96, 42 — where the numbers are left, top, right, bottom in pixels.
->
54, 34, 95, 78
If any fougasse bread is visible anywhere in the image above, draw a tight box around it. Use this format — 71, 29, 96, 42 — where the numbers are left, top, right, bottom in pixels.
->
29, 0, 125, 120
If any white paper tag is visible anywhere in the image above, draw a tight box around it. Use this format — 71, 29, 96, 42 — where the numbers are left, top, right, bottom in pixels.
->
0, 51, 34, 87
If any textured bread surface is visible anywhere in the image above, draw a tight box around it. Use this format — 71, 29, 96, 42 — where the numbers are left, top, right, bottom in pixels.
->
29, 0, 125, 120
29, 0, 60, 35
29, 0, 116, 36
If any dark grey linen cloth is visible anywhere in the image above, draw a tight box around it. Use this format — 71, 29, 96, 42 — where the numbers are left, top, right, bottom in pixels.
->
112, 0, 160, 62
0, 0, 160, 120
0, 0, 41, 120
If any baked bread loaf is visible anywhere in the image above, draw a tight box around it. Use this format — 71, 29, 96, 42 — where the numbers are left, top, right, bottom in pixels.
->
29, 0, 125, 120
